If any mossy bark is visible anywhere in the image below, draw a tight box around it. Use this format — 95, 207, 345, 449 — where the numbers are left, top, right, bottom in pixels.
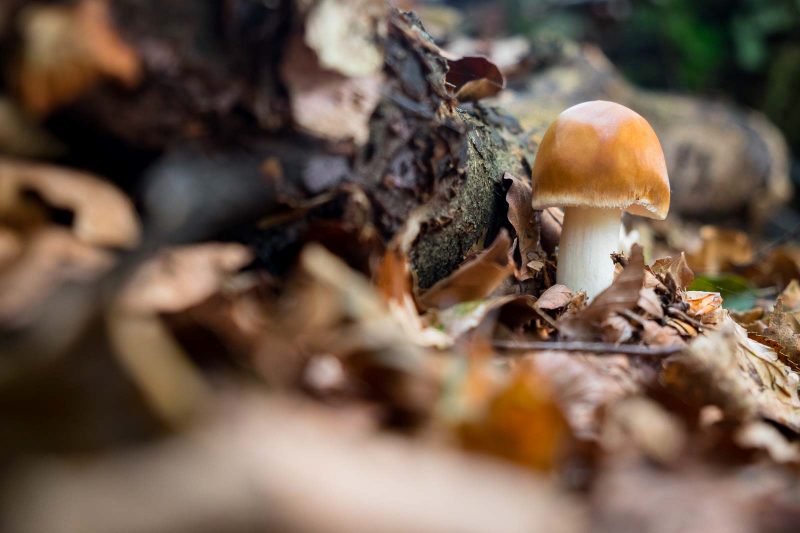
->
409, 106, 531, 288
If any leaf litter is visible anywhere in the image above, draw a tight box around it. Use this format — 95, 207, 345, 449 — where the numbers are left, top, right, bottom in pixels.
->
3, 2, 800, 531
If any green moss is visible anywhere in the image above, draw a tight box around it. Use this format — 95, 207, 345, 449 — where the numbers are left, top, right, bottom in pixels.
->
410, 106, 530, 288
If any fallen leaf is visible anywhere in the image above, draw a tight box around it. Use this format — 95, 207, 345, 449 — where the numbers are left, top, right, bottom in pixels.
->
524, 351, 648, 439
459, 365, 569, 471
650, 252, 694, 290
689, 273, 756, 311
106, 308, 210, 426
431, 294, 538, 340
592, 456, 790, 533
637, 287, 663, 319
539, 207, 563, 254
445, 36, 531, 75
0, 157, 140, 248
446, 55, 505, 102
776, 279, 800, 310
0, 228, 112, 326
641, 320, 685, 347
686, 226, 754, 275
503, 172, 539, 280
118, 243, 253, 314
600, 397, 686, 464
735, 421, 800, 464
376, 248, 451, 348
758, 281, 800, 365
685, 290, 724, 325
663, 314, 800, 431
419, 230, 514, 310
281, 33, 383, 144
601, 313, 634, 344
305, 0, 386, 77
536, 284, 573, 311
15, 0, 141, 115
558, 245, 646, 341
0, 397, 585, 533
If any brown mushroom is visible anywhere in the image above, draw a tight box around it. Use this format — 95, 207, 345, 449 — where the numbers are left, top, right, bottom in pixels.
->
531, 100, 670, 299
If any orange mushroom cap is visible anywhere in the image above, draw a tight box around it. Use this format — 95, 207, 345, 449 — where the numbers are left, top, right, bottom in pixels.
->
531, 100, 670, 220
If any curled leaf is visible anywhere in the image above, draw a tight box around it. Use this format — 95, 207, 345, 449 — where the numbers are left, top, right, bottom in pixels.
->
118, 244, 253, 314
446, 55, 505, 102
419, 230, 513, 310
535, 284, 573, 311
503, 172, 539, 280
0, 157, 140, 248
663, 314, 800, 431
558, 245, 645, 341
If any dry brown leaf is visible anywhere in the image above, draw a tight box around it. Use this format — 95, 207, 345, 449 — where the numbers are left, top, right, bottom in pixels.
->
600, 397, 687, 464
735, 421, 800, 464
375, 248, 451, 348
0, 228, 112, 326
756, 281, 800, 365
503, 172, 538, 280
686, 290, 724, 325
118, 243, 253, 314
430, 294, 538, 340
637, 287, 663, 319
524, 351, 648, 439
0, 157, 140, 248
591, 456, 790, 533
281, 32, 382, 144
1, 397, 585, 533
686, 226, 753, 275
641, 320, 686, 347
446, 55, 505, 102
601, 313, 634, 344
375, 248, 412, 304
558, 245, 645, 341
458, 365, 569, 471
106, 309, 210, 426
419, 230, 513, 310
650, 252, 694, 290
445, 36, 530, 75
663, 314, 800, 431
776, 279, 800, 310
536, 284, 573, 311
305, 0, 386, 77
539, 207, 563, 254
16, 0, 141, 115
750, 247, 800, 289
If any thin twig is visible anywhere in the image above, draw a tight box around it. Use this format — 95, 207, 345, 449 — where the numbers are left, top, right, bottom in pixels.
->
492, 339, 684, 357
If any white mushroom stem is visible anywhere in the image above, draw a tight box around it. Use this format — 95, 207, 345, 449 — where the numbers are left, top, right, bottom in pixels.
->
557, 206, 622, 300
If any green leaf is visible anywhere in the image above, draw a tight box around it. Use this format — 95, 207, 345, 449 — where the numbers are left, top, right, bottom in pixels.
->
689, 274, 757, 311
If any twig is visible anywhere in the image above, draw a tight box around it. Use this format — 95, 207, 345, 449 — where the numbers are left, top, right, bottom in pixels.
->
492, 339, 683, 357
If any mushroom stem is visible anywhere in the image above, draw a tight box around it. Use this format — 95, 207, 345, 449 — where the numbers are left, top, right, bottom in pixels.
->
557, 206, 621, 300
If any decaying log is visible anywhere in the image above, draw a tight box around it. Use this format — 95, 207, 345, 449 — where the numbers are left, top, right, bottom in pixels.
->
1, 1, 532, 289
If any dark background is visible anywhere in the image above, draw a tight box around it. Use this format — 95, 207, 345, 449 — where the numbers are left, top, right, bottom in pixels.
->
443, 0, 800, 192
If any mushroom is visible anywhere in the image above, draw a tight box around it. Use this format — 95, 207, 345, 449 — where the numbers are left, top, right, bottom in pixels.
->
531, 100, 670, 299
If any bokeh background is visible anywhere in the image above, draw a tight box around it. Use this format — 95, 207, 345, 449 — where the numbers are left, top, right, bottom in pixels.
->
424, 0, 800, 202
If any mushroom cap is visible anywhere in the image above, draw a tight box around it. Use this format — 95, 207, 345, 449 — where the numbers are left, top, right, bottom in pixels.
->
531, 100, 670, 219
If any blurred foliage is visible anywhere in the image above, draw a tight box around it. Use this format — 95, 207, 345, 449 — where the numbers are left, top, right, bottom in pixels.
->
689, 273, 757, 311
490, 0, 800, 156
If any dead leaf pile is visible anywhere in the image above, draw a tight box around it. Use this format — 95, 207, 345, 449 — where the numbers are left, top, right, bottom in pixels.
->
4, 4, 800, 532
